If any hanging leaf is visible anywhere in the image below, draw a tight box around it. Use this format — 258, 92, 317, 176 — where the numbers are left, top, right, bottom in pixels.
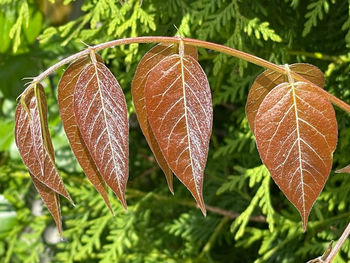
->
246, 63, 325, 133
145, 53, 212, 215
58, 55, 113, 214
30, 174, 62, 235
255, 81, 337, 229
15, 84, 72, 233
15, 85, 73, 203
132, 43, 198, 194
74, 57, 129, 209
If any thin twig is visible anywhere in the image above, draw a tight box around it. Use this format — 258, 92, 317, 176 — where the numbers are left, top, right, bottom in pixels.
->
286, 50, 346, 63
129, 166, 159, 185
325, 222, 350, 263
126, 189, 266, 222
199, 216, 229, 259
307, 241, 333, 263
205, 204, 266, 222
19, 36, 350, 114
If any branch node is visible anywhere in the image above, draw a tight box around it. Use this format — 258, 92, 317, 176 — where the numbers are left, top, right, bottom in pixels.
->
89, 47, 97, 64
284, 64, 295, 85
178, 36, 184, 57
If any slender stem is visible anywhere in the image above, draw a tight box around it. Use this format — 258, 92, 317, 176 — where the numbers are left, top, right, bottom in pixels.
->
205, 204, 266, 222
182, 37, 284, 74
310, 212, 350, 229
325, 222, 350, 263
286, 50, 346, 62
199, 216, 229, 259
126, 189, 266, 222
27, 37, 179, 87
22, 36, 350, 113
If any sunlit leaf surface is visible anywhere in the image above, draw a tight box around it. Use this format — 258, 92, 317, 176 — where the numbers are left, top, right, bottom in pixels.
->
132, 43, 198, 193
58, 56, 113, 213
145, 54, 212, 215
255, 82, 337, 229
74, 60, 129, 209
246, 63, 325, 133
15, 84, 72, 233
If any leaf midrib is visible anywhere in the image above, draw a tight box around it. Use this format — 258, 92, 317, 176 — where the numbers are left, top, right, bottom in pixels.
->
180, 55, 201, 200
93, 62, 123, 198
291, 83, 306, 219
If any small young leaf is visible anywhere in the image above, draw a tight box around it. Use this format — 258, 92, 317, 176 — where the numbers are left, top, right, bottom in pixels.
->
255, 81, 337, 229
15, 85, 73, 204
58, 55, 113, 214
132, 43, 197, 194
145, 54, 212, 215
246, 63, 325, 133
74, 60, 129, 209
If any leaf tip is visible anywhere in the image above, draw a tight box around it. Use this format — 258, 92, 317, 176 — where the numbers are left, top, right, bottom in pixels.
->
300, 211, 310, 232
52, 214, 63, 238
57, 227, 63, 240
302, 222, 307, 232
195, 195, 206, 216
107, 203, 115, 215
122, 205, 128, 212
167, 182, 174, 195
201, 208, 207, 217
163, 169, 174, 194
119, 195, 128, 211
99, 189, 114, 215
51, 204, 63, 237
67, 196, 75, 207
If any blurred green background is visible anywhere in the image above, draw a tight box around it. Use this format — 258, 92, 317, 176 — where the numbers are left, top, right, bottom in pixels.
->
1, 0, 350, 262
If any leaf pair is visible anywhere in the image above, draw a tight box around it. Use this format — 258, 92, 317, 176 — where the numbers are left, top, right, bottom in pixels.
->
15, 84, 73, 235
16, 53, 130, 232
58, 54, 129, 212
246, 64, 338, 229
132, 43, 212, 214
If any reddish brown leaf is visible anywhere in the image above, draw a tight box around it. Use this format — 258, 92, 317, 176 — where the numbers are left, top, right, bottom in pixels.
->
74, 60, 128, 209
132, 43, 198, 194
145, 54, 212, 215
58, 56, 113, 213
30, 174, 62, 235
246, 63, 325, 133
15, 85, 73, 203
255, 82, 337, 229
15, 84, 72, 233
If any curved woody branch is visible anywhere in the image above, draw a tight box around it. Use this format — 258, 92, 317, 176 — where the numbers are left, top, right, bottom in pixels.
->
19, 36, 350, 113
